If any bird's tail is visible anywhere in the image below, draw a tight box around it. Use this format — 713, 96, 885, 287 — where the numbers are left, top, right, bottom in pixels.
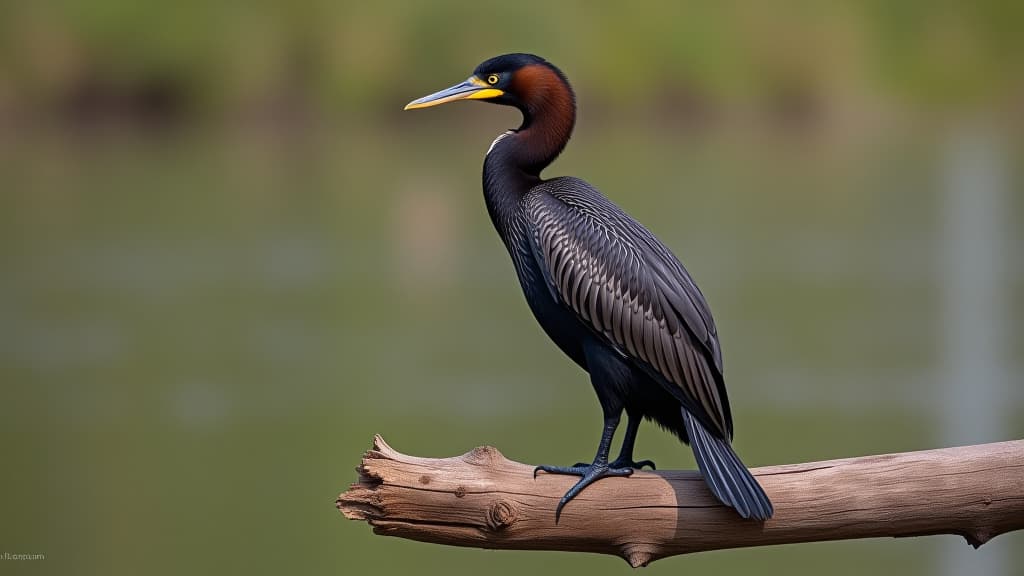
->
682, 410, 773, 520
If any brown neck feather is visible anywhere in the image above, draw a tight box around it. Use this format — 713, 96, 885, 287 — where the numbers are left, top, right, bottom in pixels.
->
510, 64, 576, 175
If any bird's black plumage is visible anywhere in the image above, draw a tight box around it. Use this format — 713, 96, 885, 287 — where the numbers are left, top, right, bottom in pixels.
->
406, 53, 773, 520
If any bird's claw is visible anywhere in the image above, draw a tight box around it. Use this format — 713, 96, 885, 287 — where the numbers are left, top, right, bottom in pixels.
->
535, 464, 593, 476
533, 462, 634, 522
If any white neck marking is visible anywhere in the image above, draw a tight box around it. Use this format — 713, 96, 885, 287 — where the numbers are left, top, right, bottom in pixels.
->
487, 130, 514, 156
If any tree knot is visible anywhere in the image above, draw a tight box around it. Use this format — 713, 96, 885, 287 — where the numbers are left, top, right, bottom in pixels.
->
486, 500, 518, 531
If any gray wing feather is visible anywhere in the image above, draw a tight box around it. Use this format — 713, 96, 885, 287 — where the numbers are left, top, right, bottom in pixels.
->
525, 178, 733, 438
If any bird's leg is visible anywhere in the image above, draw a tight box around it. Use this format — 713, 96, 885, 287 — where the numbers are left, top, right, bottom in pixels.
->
608, 410, 656, 470
570, 409, 655, 470
534, 412, 634, 520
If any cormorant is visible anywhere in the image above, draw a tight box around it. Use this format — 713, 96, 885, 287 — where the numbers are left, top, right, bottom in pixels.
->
405, 53, 773, 521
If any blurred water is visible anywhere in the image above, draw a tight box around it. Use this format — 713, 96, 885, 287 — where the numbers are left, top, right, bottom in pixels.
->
0, 115, 1021, 575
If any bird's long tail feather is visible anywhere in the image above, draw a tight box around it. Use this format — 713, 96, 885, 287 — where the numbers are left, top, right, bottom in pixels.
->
683, 410, 773, 520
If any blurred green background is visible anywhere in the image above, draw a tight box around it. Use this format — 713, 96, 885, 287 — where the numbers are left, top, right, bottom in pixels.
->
1, 1, 1021, 575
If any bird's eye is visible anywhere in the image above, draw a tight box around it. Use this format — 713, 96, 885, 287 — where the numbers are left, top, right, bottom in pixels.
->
486, 74, 500, 85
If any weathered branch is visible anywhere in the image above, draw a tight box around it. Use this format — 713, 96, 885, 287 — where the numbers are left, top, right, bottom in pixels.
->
337, 436, 1024, 567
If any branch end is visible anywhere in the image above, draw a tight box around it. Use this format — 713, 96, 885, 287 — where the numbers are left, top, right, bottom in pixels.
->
369, 434, 399, 459
336, 488, 383, 521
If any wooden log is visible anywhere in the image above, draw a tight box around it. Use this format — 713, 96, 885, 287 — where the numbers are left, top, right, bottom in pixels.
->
337, 436, 1024, 567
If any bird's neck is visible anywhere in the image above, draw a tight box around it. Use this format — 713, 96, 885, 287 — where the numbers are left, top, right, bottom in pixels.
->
486, 63, 576, 174
482, 138, 537, 232
509, 67, 577, 176
517, 122, 574, 178
483, 64, 576, 230
482, 119, 574, 232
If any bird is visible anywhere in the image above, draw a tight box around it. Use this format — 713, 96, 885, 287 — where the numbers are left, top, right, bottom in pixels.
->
405, 53, 773, 521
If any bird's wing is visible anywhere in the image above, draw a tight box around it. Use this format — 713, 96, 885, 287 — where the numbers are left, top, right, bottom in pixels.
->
525, 177, 732, 438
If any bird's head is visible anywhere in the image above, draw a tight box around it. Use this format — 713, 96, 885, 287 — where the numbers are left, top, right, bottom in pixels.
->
405, 53, 576, 171
404, 53, 574, 122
